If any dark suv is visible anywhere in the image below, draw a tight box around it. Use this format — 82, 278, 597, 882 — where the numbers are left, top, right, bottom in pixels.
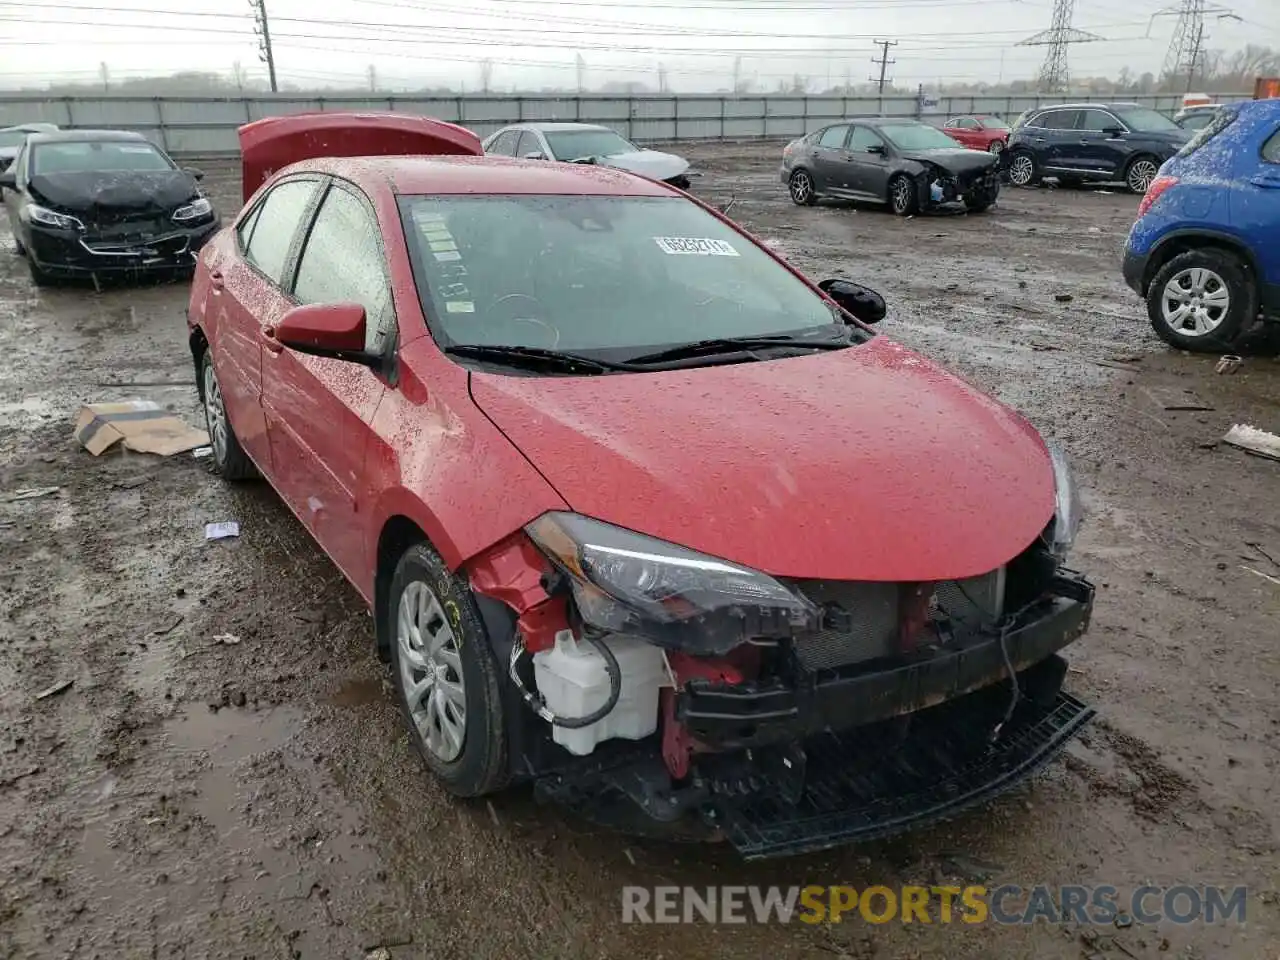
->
1006, 102, 1190, 194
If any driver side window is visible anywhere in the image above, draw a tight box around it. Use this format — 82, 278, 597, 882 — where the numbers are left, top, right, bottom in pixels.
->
514, 131, 542, 158
292, 182, 395, 354
487, 130, 519, 157
847, 126, 886, 152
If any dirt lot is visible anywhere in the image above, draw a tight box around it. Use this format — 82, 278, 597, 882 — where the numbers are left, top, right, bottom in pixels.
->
1, 141, 1279, 960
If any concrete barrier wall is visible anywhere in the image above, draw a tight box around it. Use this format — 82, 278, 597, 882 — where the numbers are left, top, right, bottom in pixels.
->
0, 92, 1236, 156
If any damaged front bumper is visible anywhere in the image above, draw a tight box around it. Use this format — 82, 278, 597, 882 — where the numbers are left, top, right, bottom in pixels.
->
533, 572, 1095, 857
26, 218, 220, 276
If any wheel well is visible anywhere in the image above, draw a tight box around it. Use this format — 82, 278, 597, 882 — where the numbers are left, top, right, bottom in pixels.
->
1124, 152, 1160, 173
374, 515, 427, 660
189, 328, 208, 401
1142, 235, 1257, 295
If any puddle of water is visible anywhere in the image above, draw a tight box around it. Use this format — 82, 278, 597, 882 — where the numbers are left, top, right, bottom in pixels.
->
166, 702, 300, 758
329, 676, 385, 709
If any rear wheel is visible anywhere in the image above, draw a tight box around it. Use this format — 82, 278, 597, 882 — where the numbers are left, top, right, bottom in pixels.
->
388, 541, 509, 797
1125, 156, 1160, 194
987, 139, 1005, 155
889, 174, 918, 216
200, 350, 257, 479
788, 169, 817, 206
1007, 150, 1040, 188
1146, 248, 1256, 353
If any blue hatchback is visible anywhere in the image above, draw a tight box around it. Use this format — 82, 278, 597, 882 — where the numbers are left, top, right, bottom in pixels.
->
1123, 99, 1280, 352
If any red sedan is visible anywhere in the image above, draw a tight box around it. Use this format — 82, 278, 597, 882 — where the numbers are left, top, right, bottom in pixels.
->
188, 112, 1093, 858
942, 115, 1012, 154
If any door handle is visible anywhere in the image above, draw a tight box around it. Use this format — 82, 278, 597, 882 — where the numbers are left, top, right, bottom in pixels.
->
261, 327, 284, 355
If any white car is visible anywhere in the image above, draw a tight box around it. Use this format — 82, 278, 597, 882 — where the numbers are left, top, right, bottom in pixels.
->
0, 122, 59, 172
481, 122, 694, 189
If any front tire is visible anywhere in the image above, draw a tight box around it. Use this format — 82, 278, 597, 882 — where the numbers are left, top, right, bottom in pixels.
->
1007, 150, 1040, 188
788, 169, 817, 206
1146, 248, 1256, 353
388, 541, 509, 798
889, 174, 918, 216
1125, 156, 1160, 195
200, 350, 257, 479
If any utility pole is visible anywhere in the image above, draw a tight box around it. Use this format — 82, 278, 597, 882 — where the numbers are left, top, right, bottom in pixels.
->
250, 0, 278, 93
367, 65, 377, 92
870, 39, 897, 94
658, 63, 669, 94
575, 53, 586, 94
1016, 0, 1101, 94
732, 56, 742, 94
98, 61, 110, 92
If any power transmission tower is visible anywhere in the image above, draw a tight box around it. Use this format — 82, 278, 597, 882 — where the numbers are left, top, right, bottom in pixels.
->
250, 0, 278, 92
480, 59, 493, 93
870, 39, 896, 94
1016, 0, 1101, 94
1154, 0, 1239, 92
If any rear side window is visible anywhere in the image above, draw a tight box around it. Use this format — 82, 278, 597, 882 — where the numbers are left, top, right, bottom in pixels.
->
1040, 110, 1080, 130
1262, 129, 1280, 163
819, 125, 849, 147
1177, 110, 1238, 158
293, 184, 394, 352
847, 126, 885, 151
243, 179, 318, 285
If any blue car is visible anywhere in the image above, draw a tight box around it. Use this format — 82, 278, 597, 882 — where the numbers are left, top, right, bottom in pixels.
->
1123, 99, 1280, 352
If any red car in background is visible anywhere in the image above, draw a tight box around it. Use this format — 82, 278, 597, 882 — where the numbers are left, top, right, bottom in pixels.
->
942, 115, 1013, 154
187, 112, 1093, 859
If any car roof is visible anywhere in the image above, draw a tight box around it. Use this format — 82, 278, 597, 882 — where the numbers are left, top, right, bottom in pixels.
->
508, 122, 613, 133
26, 129, 150, 145
1030, 102, 1141, 112
1, 122, 58, 133
295, 154, 675, 197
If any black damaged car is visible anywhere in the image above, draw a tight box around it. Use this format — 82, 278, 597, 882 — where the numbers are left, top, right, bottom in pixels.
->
781, 118, 1001, 216
0, 129, 220, 286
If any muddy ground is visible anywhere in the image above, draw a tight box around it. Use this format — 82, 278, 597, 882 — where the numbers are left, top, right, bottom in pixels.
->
1, 141, 1278, 960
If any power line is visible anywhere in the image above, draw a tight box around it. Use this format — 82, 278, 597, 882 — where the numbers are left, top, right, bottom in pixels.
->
870, 38, 897, 92
1017, 0, 1103, 92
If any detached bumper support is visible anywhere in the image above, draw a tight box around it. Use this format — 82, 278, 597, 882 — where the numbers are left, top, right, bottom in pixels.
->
678, 573, 1094, 749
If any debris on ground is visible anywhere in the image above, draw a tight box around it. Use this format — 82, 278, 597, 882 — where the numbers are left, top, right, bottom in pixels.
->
192, 446, 213, 459
212, 633, 242, 646
3, 486, 60, 502
1142, 386, 1214, 412
34, 679, 74, 701
1222, 424, 1280, 461
205, 521, 240, 540
111, 475, 151, 491
74, 400, 209, 457
1215, 355, 1243, 375
1054, 293, 1074, 302
1242, 566, 1280, 587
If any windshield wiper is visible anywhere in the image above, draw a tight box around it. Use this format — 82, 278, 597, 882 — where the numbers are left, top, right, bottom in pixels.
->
624, 333, 851, 367
444, 343, 638, 373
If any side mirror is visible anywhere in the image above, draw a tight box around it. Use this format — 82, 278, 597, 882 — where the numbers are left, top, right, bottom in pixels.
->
866, 144, 887, 156
271, 303, 369, 359
819, 278, 886, 325
184, 167, 205, 181
521, 151, 546, 160
1102, 127, 1125, 138
0, 170, 16, 189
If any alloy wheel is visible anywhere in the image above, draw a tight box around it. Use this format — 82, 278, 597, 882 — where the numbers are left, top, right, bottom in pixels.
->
789, 170, 813, 204
202, 361, 228, 463
891, 177, 913, 213
397, 580, 468, 763
988, 140, 1005, 154
1160, 267, 1230, 337
1009, 154, 1034, 186
1127, 159, 1159, 194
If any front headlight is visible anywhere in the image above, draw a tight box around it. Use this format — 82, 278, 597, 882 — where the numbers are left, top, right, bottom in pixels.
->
27, 204, 83, 231
1045, 441, 1082, 561
525, 512, 818, 655
173, 197, 213, 222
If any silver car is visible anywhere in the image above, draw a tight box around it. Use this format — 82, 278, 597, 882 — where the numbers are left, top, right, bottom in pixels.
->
0, 122, 59, 172
481, 122, 694, 189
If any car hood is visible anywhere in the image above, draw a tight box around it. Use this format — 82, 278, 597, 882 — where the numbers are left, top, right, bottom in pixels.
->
470, 337, 1056, 582
28, 170, 198, 217
900, 147, 998, 174
588, 149, 690, 181
1136, 129, 1192, 146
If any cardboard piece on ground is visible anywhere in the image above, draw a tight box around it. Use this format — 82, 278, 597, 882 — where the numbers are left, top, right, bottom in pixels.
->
74, 400, 209, 457
1222, 424, 1280, 462
1141, 386, 1214, 412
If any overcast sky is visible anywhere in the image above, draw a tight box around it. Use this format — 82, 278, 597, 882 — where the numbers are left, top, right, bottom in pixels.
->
1, 0, 1276, 92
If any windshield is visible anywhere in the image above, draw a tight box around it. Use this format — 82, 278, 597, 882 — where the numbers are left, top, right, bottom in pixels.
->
544, 129, 636, 161
399, 194, 845, 360
880, 123, 964, 151
1112, 107, 1180, 133
0, 130, 30, 149
31, 141, 174, 175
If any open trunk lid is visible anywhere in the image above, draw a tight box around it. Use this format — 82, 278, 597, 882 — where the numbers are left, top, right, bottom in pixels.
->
237, 111, 483, 204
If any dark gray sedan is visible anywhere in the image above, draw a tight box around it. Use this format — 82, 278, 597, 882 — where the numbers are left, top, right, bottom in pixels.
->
780, 118, 1001, 215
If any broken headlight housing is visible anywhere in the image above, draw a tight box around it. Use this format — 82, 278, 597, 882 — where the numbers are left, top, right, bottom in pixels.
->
27, 204, 83, 231
173, 198, 213, 223
525, 512, 818, 655
1045, 441, 1082, 561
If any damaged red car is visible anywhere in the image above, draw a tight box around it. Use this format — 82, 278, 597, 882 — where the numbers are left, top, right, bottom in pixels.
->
188, 112, 1094, 858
